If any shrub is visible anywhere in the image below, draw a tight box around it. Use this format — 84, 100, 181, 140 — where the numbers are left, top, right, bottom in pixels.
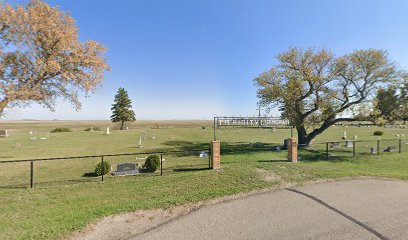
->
143, 155, 160, 173
202, 126, 206, 129
373, 130, 384, 136
95, 161, 110, 176
50, 127, 71, 133
84, 127, 101, 131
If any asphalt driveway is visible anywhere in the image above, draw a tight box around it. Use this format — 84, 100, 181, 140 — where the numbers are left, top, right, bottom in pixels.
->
133, 179, 408, 240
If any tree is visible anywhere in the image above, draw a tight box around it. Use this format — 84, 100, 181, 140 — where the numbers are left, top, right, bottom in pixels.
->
0, 0, 110, 117
254, 47, 405, 145
374, 86, 399, 124
399, 82, 408, 124
110, 88, 135, 130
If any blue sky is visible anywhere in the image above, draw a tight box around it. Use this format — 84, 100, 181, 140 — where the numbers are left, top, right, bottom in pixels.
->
3, 0, 408, 120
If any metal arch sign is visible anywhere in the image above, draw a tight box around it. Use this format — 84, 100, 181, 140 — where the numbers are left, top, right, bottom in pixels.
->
212, 117, 290, 140
215, 117, 289, 128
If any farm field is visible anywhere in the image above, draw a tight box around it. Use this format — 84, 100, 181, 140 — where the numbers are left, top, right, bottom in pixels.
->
0, 120, 408, 239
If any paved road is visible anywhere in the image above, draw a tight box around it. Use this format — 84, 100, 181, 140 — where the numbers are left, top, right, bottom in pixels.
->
133, 179, 408, 240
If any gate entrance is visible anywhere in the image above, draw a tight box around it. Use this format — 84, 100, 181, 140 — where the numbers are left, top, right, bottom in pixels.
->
212, 117, 292, 169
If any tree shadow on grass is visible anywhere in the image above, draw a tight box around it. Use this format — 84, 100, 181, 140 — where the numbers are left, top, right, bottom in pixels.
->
172, 167, 211, 172
82, 172, 98, 177
158, 140, 280, 157
298, 148, 355, 162
258, 159, 291, 163
0, 184, 29, 189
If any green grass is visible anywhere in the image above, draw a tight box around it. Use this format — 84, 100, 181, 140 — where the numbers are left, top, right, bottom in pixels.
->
0, 120, 407, 239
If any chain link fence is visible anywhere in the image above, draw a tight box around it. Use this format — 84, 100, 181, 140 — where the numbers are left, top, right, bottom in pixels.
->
0, 149, 211, 189
298, 139, 408, 161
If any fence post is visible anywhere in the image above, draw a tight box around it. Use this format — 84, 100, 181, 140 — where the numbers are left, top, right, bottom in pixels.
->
208, 146, 211, 169
101, 156, 104, 183
30, 160, 34, 188
399, 139, 402, 154
377, 140, 380, 156
160, 154, 163, 176
353, 141, 356, 157
326, 142, 329, 160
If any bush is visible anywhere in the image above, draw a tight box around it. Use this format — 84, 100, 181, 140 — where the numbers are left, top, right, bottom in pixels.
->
202, 126, 206, 129
50, 127, 71, 133
84, 127, 101, 131
143, 155, 160, 173
95, 161, 110, 176
373, 130, 384, 136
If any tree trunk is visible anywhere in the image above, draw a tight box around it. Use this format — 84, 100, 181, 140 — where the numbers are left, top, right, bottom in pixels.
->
296, 125, 310, 146
0, 100, 8, 118
120, 121, 124, 130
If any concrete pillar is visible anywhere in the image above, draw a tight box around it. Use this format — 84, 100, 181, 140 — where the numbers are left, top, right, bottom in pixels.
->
211, 141, 221, 170
288, 138, 298, 163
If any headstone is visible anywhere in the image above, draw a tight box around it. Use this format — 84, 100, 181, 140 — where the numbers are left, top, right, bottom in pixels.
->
272, 128, 278, 132
342, 131, 347, 139
90, 127, 94, 132
384, 146, 397, 152
353, 135, 358, 140
106, 127, 110, 135
125, 126, 129, 131
199, 151, 209, 158
283, 139, 289, 150
29, 131, 33, 135
370, 147, 377, 154
272, 146, 281, 151
401, 134, 405, 138
346, 141, 353, 148
330, 142, 341, 148
395, 134, 400, 138
111, 163, 139, 176
138, 136, 143, 148
152, 134, 156, 140
0, 130, 8, 138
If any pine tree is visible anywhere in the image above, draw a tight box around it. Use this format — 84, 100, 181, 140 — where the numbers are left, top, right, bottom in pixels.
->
111, 88, 136, 130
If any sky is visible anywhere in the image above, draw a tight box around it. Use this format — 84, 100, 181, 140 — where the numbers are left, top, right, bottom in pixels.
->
3, 0, 408, 120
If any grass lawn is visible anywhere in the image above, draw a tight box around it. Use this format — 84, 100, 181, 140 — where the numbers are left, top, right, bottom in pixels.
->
0, 120, 407, 239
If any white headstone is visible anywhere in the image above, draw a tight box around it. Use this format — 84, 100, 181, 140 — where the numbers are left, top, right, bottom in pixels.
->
90, 127, 94, 132
353, 135, 358, 140
138, 136, 143, 148
342, 131, 347, 139
0, 129, 8, 138
152, 134, 156, 140
125, 126, 129, 130
29, 131, 33, 135
346, 140, 353, 148
106, 127, 110, 135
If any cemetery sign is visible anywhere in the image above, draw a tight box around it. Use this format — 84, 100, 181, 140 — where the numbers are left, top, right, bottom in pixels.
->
213, 117, 290, 140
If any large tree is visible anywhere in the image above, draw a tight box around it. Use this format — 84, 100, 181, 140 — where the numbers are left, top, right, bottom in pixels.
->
111, 88, 136, 130
0, 0, 110, 117
254, 47, 406, 145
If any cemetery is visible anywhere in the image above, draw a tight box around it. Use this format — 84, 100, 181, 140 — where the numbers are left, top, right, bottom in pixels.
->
1, 0, 408, 239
